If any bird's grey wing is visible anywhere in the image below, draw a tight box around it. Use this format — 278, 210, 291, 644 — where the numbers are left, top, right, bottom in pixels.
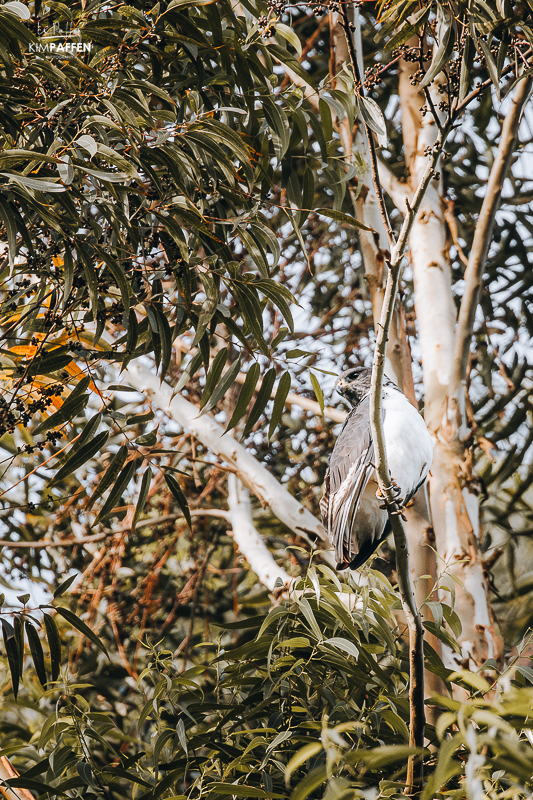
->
320, 397, 375, 566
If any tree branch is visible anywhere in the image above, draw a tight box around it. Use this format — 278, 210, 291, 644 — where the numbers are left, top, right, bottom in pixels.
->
227, 474, 293, 592
124, 362, 331, 557
450, 75, 532, 413
0, 510, 231, 549
377, 161, 410, 213
369, 134, 448, 793
338, 7, 394, 246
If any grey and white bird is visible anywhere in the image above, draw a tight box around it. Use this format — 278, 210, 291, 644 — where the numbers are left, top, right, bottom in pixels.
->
320, 366, 433, 570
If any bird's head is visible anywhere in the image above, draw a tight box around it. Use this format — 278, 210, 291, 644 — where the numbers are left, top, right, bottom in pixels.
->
335, 366, 372, 407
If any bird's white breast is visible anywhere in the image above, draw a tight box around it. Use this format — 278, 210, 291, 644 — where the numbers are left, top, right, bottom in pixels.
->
382, 386, 433, 498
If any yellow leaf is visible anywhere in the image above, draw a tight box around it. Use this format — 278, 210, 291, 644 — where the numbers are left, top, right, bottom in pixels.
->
52, 255, 64, 267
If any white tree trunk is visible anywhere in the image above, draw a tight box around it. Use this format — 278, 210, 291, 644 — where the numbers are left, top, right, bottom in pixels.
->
227, 474, 293, 592
398, 54, 499, 669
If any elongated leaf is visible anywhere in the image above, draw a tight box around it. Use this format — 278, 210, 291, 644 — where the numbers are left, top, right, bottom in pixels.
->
323, 637, 359, 658
176, 347, 204, 393
479, 38, 500, 99
460, 34, 474, 104
133, 467, 152, 530
99, 253, 131, 317
50, 606, 109, 657
25, 620, 47, 687
309, 372, 324, 413
268, 371, 291, 440
200, 347, 228, 409
274, 23, 302, 56
93, 459, 136, 525
51, 430, 109, 485
34, 375, 91, 435
13, 616, 24, 677
87, 445, 129, 512
0, 195, 17, 267
208, 785, 285, 798
1, 619, 20, 699
202, 355, 243, 415
263, 98, 290, 161
243, 368, 276, 437
285, 743, 322, 784
420, 4, 455, 87
316, 207, 371, 231
193, 271, 219, 346
359, 95, 386, 137
385, 5, 430, 51
0, 172, 66, 192
225, 362, 261, 433
164, 472, 192, 528
43, 613, 61, 682
54, 574, 77, 598
62, 246, 74, 308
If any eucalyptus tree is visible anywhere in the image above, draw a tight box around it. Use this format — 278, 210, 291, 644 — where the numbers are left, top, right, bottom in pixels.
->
0, 0, 532, 733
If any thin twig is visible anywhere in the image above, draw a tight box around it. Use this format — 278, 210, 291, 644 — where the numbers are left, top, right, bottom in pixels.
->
369, 133, 448, 793
449, 75, 532, 419
0, 509, 230, 549
338, 7, 394, 247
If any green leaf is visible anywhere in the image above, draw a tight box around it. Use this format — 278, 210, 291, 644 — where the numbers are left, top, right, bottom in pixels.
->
51, 430, 109, 486
132, 467, 152, 530
209, 785, 285, 798
13, 616, 23, 678
54, 574, 77, 597
423, 621, 462, 654
176, 347, 204, 393
479, 37, 500, 99
193, 271, 219, 346
164, 472, 192, 528
309, 372, 324, 413
274, 23, 302, 57
87, 445, 129, 512
34, 376, 91, 435
268, 371, 291, 440
0, 195, 17, 267
322, 637, 359, 658
459, 34, 474, 102
263, 98, 290, 161
0, 172, 66, 192
285, 743, 322, 784
202, 355, 243, 415
25, 620, 47, 687
225, 362, 261, 433
51, 606, 109, 657
316, 208, 371, 231
93, 460, 136, 525
290, 767, 326, 800
99, 252, 131, 317
243, 368, 276, 437
1, 619, 20, 699
200, 347, 228, 409
43, 613, 61, 682
384, 5, 430, 51
420, 4, 455, 88
359, 95, 386, 137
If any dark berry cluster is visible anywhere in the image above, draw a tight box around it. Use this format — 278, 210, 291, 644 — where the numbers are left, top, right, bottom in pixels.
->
364, 65, 383, 89
266, 0, 285, 15
0, 383, 64, 436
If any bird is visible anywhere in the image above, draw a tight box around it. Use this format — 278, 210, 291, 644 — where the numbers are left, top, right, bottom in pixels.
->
320, 366, 433, 570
